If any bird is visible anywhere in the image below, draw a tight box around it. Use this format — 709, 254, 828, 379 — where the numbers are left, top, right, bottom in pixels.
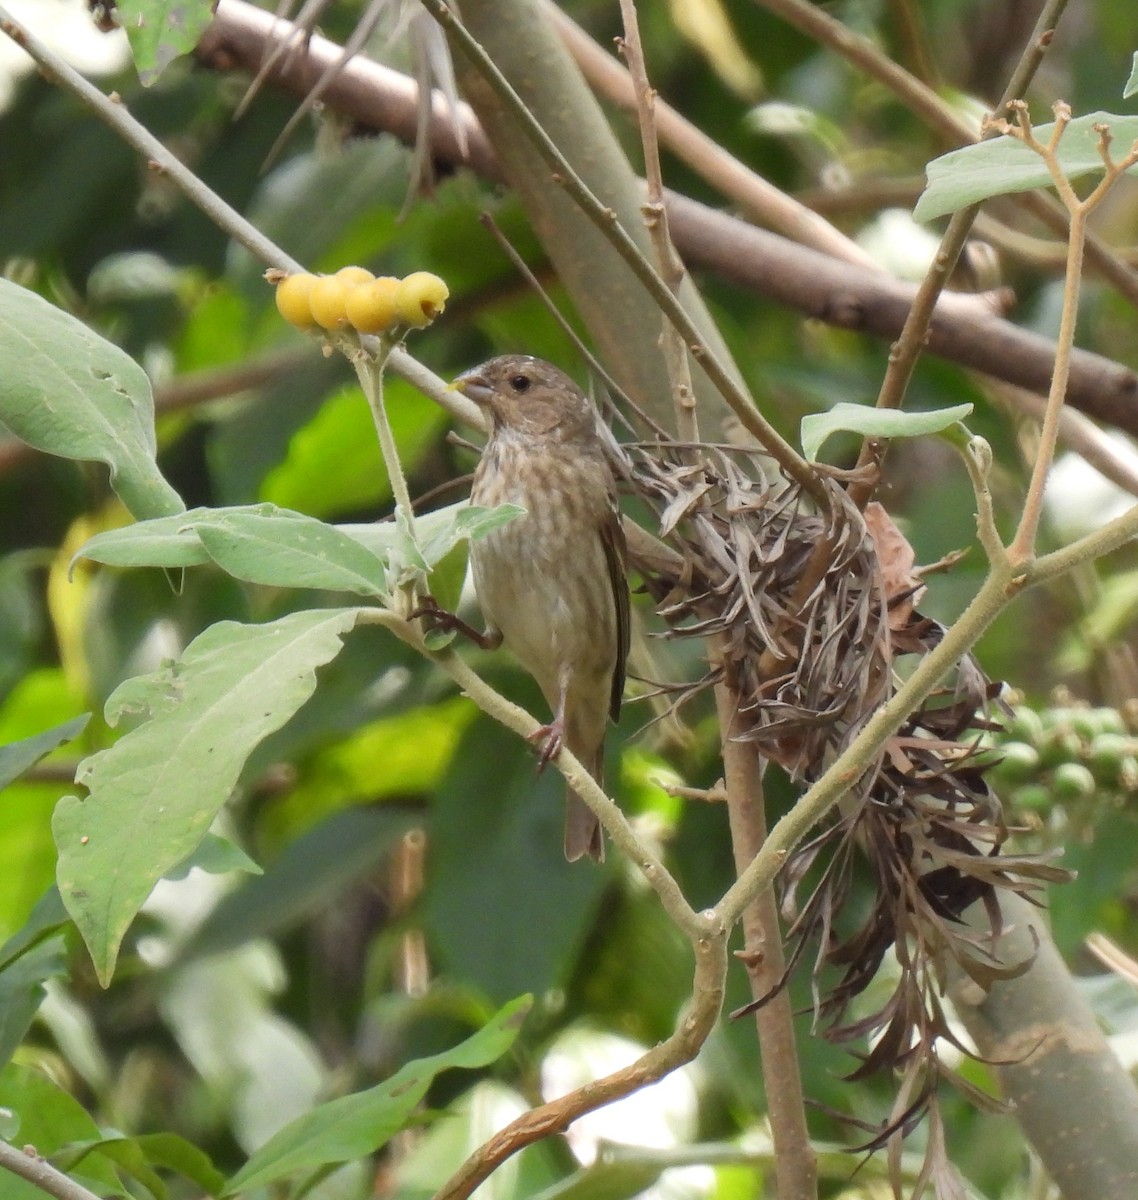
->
453, 354, 629, 862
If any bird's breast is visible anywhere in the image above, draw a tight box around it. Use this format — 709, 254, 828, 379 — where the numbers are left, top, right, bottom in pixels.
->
469, 439, 617, 698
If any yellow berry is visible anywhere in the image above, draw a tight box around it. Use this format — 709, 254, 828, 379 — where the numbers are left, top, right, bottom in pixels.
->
335, 265, 376, 287
308, 275, 352, 330
395, 271, 449, 328
345, 276, 401, 334
275, 272, 319, 329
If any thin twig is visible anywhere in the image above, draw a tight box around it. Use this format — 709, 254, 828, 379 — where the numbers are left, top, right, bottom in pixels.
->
0, 1142, 102, 1200
751, 0, 1138, 313
1007, 108, 1138, 562
418, 0, 827, 505
350, 348, 418, 547
847, 0, 1071, 509
616, 0, 698, 446
545, 1, 883, 273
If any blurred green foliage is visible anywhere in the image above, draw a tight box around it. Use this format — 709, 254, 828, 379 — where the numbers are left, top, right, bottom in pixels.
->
3, 2, 1138, 1198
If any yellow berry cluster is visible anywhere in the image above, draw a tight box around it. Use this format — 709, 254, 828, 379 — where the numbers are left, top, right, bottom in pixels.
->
274, 267, 449, 334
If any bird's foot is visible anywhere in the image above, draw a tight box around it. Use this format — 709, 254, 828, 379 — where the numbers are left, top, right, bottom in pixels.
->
528, 717, 564, 772
409, 596, 492, 649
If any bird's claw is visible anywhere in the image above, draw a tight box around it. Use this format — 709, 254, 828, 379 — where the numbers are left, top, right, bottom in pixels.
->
409, 594, 459, 631
528, 718, 564, 772
409, 596, 489, 648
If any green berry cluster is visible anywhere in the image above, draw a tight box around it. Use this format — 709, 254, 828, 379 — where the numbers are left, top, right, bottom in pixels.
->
980, 695, 1138, 813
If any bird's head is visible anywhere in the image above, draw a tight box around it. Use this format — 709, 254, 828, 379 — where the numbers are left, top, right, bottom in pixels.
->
453, 355, 596, 442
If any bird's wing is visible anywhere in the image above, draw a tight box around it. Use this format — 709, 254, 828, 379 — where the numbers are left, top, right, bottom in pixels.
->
601, 498, 630, 723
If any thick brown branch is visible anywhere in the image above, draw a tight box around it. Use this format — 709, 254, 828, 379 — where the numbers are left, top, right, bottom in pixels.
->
195, 0, 1138, 438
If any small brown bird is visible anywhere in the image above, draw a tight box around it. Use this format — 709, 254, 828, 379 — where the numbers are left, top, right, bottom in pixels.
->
455, 355, 629, 862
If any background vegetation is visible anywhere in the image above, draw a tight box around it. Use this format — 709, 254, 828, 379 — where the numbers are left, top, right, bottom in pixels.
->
5, 1, 1138, 1198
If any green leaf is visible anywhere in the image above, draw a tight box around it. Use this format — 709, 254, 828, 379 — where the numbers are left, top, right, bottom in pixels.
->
260, 379, 449, 518
74, 508, 217, 569
800, 402, 974, 462
194, 513, 387, 595
0, 1064, 121, 1195
115, 0, 216, 86
75, 503, 522, 593
0, 278, 184, 519
224, 995, 532, 1194
1125, 53, 1138, 100
76, 504, 388, 594
0, 888, 69, 972
0, 935, 67, 1071
915, 112, 1138, 221
57, 1131, 226, 1200
58, 1135, 168, 1200
53, 608, 364, 985
168, 833, 263, 880
0, 714, 89, 790
425, 719, 607, 1004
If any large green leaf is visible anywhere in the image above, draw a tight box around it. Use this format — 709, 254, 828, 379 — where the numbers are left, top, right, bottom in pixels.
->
914, 112, 1138, 221
0, 278, 183, 519
75, 501, 523, 593
800, 402, 973, 462
261, 379, 449, 518
193, 514, 387, 595
53, 608, 364, 985
223, 994, 532, 1195
425, 717, 607, 1004
75, 505, 387, 593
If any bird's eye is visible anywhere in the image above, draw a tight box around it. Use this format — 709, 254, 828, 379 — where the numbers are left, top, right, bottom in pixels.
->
508, 374, 531, 393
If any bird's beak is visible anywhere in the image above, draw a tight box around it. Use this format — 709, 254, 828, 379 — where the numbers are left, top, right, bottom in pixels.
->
451, 368, 493, 407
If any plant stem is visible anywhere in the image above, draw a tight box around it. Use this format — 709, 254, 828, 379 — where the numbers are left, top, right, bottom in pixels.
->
848, 0, 1070, 509
1009, 205, 1086, 561
715, 669, 817, 1200
351, 349, 417, 538
0, 1142, 101, 1200
419, 0, 826, 503
617, 0, 699, 447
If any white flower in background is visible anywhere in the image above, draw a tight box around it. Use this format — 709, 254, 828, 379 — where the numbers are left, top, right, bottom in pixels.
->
1044, 434, 1138, 542
857, 208, 942, 281
542, 1026, 712, 1199
0, 0, 130, 108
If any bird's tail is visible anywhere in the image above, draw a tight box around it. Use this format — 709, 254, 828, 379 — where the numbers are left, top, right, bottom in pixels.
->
563, 744, 604, 863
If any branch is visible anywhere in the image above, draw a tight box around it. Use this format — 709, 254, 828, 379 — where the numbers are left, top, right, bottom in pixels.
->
192, 1, 1138, 439
418, 0, 826, 502
432, 929, 727, 1200
0, 1142, 101, 1200
714, 666, 817, 1200
616, 0, 698, 445
948, 893, 1138, 1200
846, 0, 1071, 508
751, 0, 1138, 311
544, 1, 881, 272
